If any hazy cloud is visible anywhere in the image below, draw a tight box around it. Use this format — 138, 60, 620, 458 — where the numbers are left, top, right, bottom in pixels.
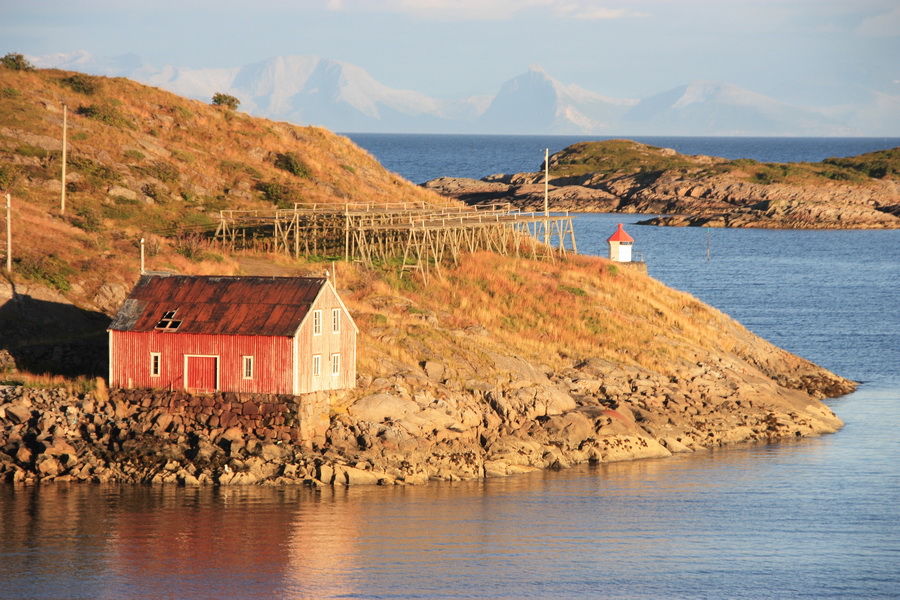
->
855, 5, 900, 37
324, 0, 642, 21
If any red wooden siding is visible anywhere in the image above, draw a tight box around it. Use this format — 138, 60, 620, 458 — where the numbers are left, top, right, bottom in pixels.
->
108, 275, 358, 395
110, 331, 295, 394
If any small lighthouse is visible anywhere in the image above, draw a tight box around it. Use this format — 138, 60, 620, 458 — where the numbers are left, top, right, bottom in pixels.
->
607, 223, 635, 262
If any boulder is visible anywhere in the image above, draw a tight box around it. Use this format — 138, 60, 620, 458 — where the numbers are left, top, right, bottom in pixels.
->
349, 393, 420, 423
339, 465, 380, 486
543, 412, 594, 449
4, 404, 33, 425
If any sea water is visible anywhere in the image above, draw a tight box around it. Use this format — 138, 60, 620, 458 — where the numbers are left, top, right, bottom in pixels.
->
1, 136, 898, 599
345, 133, 900, 184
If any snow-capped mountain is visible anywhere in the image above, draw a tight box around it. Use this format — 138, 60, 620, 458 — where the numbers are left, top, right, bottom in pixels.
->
477, 65, 636, 134
620, 81, 853, 136
29, 52, 894, 136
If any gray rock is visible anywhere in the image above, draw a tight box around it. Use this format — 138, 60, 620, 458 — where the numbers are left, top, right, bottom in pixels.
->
349, 393, 419, 423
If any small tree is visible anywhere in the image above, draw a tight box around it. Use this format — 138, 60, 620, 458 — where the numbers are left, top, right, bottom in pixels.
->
211, 92, 240, 111
1, 53, 35, 71
274, 152, 311, 178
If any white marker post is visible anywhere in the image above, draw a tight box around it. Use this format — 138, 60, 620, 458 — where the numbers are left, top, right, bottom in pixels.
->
61, 103, 67, 215
140, 237, 145, 274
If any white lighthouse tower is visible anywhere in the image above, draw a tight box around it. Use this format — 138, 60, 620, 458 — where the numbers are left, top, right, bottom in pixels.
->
607, 223, 635, 262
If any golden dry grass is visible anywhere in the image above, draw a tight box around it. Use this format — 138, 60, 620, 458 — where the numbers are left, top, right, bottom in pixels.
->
0, 66, 452, 307
336, 251, 760, 380
0, 66, 814, 392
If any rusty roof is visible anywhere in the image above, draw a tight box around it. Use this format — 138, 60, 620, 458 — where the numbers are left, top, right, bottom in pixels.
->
109, 275, 328, 336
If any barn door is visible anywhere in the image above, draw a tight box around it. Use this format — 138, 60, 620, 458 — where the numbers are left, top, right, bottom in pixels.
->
186, 356, 218, 392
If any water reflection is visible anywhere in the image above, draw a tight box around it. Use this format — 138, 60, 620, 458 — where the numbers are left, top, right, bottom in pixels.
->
2, 386, 897, 599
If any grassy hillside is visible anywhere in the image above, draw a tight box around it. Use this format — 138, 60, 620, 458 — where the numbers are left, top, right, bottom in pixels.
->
0, 65, 849, 401
0, 65, 446, 307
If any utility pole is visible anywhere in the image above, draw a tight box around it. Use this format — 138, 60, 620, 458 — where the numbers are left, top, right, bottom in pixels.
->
5, 193, 11, 274
60, 103, 67, 215
543, 148, 549, 244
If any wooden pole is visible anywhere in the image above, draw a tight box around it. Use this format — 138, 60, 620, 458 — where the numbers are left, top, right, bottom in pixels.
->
61, 103, 67, 215
544, 148, 549, 217
544, 148, 549, 244
140, 237, 145, 274
5, 194, 11, 274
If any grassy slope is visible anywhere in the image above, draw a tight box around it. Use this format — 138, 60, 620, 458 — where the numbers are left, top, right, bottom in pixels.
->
0, 67, 849, 397
0, 67, 444, 307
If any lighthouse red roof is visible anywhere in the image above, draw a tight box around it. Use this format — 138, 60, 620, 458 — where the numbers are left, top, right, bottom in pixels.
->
607, 223, 634, 243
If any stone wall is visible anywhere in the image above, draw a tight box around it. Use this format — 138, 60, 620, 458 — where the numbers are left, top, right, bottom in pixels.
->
0, 386, 333, 485
110, 389, 331, 449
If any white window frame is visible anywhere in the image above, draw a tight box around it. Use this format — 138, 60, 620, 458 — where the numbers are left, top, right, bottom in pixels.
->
150, 352, 161, 377
313, 310, 323, 335
312, 354, 321, 376
242, 355, 254, 380
332, 308, 341, 333
331, 353, 340, 376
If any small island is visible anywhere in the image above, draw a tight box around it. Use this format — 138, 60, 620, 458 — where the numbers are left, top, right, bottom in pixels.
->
423, 139, 900, 229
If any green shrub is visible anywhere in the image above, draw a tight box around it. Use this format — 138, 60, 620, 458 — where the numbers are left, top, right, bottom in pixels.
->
274, 152, 311, 178
559, 284, 587, 297
68, 156, 122, 188
101, 203, 138, 221
15, 254, 75, 292
143, 160, 179, 184
60, 74, 100, 95
171, 149, 195, 163
730, 158, 759, 168
14, 144, 47, 159
173, 106, 193, 120
0, 87, 20, 98
219, 160, 244, 174
256, 181, 298, 208
0, 164, 20, 189
77, 104, 134, 129
211, 92, 240, 110
73, 205, 102, 232
124, 149, 145, 161
1, 53, 34, 71
113, 195, 141, 206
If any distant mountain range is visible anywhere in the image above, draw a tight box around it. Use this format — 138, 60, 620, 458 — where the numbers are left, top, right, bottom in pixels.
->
30, 51, 900, 136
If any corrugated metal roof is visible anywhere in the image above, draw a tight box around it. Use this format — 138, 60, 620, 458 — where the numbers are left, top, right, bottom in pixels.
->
108, 275, 328, 336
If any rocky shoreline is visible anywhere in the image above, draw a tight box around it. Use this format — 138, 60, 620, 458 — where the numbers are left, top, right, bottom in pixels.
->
0, 339, 853, 486
422, 144, 900, 229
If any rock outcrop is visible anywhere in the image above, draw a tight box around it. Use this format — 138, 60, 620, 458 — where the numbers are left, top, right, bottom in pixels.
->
423, 142, 900, 229
0, 338, 851, 485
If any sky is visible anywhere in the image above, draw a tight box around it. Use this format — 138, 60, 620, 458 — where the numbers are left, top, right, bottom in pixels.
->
2, 0, 899, 105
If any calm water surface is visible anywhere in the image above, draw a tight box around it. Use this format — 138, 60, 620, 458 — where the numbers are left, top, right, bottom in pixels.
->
346, 133, 900, 183
2, 138, 899, 599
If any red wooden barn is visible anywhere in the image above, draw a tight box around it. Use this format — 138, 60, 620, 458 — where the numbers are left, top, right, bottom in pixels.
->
108, 274, 357, 395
